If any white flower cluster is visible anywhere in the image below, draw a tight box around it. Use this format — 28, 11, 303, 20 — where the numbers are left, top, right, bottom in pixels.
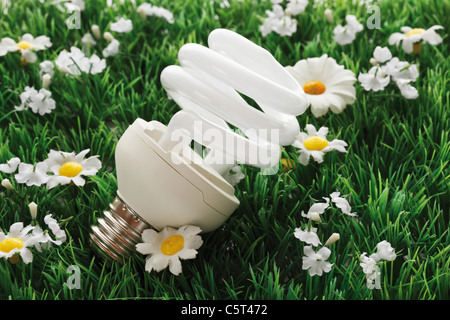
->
358, 46, 419, 99
0, 203, 67, 264
360, 241, 397, 288
294, 190, 357, 276
0, 149, 101, 189
14, 86, 56, 116
260, 0, 308, 37
55, 46, 106, 76
333, 15, 363, 45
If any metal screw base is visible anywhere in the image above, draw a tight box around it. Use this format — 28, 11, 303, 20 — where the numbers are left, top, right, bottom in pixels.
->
90, 196, 151, 262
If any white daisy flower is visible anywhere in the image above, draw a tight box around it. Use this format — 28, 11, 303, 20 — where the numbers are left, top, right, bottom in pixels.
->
15, 162, 50, 187
388, 25, 444, 54
0, 157, 21, 174
329, 191, 357, 217
286, 0, 308, 15
14, 86, 56, 115
136, 225, 203, 276
102, 39, 120, 58
358, 66, 390, 92
0, 222, 43, 264
110, 18, 133, 33
300, 197, 330, 220
302, 246, 333, 276
137, 3, 175, 24
292, 125, 348, 166
285, 54, 356, 117
55, 46, 106, 76
294, 227, 321, 247
0, 33, 52, 64
44, 149, 102, 189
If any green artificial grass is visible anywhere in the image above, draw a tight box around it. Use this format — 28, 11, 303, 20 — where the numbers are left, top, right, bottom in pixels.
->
0, 0, 449, 300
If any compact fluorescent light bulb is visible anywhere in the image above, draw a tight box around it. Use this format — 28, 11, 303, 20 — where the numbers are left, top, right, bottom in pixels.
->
90, 29, 308, 262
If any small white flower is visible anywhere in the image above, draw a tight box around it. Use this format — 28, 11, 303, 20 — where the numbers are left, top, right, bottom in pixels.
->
301, 197, 330, 220
375, 240, 397, 261
137, 3, 175, 24
294, 227, 321, 247
81, 32, 97, 47
329, 191, 357, 217
259, 5, 285, 37
223, 164, 245, 186
286, 0, 308, 16
388, 25, 444, 54
0, 33, 52, 64
39, 60, 55, 78
102, 39, 120, 58
333, 15, 363, 45
302, 246, 333, 276
32, 214, 67, 252
358, 66, 390, 92
360, 252, 380, 287
136, 225, 203, 276
0, 157, 21, 173
55, 46, 106, 76
333, 25, 356, 45
44, 149, 102, 189
0, 222, 43, 264
110, 17, 133, 33
292, 125, 348, 166
285, 54, 356, 117
15, 86, 56, 115
15, 162, 50, 187
396, 79, 418, 99
103, 32, 115, 42
372, 46, 392, 64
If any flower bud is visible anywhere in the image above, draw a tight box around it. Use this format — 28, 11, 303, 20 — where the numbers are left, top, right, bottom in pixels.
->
103, 32, 115, 42
324, 9, 333, 24
42, 73, 52, 88
29, 202, 38, 220
325, 233, 340, 246
309, 212, 322, 223
91, 24, 101, 39
1, 178, 13, 190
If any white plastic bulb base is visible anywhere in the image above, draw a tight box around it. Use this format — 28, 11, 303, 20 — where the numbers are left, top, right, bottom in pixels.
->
90, 118, 240, 262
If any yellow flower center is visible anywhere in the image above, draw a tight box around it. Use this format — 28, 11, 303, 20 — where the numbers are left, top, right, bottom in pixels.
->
303, 80, 326, 95
303, 136, 329, 151
281, 158, 295, 172
59, 162, 83, 177
406, 28, 425, 37
160, 235, 184, 256
0, 237, 24, 253
16, 40, 33, 50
